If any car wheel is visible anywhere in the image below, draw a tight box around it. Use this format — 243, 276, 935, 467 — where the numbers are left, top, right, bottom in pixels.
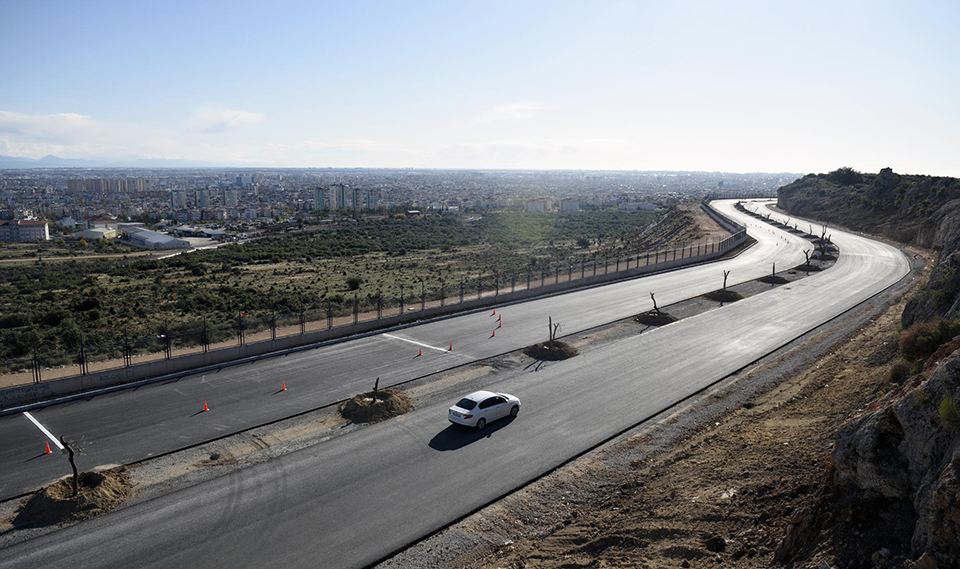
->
510, 405, 519, 417
476, 418, 486, 430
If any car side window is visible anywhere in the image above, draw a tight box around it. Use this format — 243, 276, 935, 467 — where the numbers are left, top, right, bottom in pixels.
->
479, 397, 496, 409
494, 396, 507, 405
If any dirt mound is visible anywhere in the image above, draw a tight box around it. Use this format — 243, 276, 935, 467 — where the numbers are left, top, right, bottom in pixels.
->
339, 388, 412, 423
703, 289, 744, 303
14, 468, 131, 528
794, 263, 823, 272
635, 311, 678, 326
523, 341, 579, 361
758, 275, 789, 284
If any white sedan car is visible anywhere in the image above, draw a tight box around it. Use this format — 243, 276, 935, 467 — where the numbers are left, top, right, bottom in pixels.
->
448, 390, 521, 429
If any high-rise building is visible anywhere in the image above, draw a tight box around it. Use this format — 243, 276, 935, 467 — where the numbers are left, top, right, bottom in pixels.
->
171, 189, 187, 209
328, 183, 347, 210
196, 188, 210, 208
312, 187, 322, 211
67, 179, 84, 194
224, 189, 239, 208
365, 189, 380, 211
352, 188, 363, 210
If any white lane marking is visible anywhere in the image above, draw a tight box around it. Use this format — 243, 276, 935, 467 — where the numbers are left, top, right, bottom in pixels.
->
23, 411, 65, 450
382, 333, 450, 353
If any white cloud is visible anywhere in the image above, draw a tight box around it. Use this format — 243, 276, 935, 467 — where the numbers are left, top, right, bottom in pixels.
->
471, 102, 550, 124
187, 107, 264, 134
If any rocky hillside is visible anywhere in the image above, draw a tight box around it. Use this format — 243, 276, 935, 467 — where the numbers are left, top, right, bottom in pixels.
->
778, 167, 960, 326
778, 168, 960, 568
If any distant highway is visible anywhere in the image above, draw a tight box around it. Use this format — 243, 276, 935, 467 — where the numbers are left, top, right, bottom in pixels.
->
0, 202, 910, 569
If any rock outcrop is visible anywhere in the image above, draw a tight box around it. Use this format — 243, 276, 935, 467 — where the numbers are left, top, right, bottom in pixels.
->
832, 351, 960, 566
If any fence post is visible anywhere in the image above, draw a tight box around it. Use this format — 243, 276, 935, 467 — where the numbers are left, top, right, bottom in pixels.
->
399, 284, 404, 316
540, 268, 545, 287
271, 313, 277, 341
327, 299, 333, 329
604, 258, 608, 274
511, 274, 516, 293
300, 308, 305, 334
581, 260, 585, 279
33, 353, 41, 383
354, 293, 359, 324
125, 331, 134, 363
593, 258, 597, 276
555, 266, 559, 284
78, 334, 87, 375
459, 279, 464, 303
440, 278, 445, 307
495, 274, 499, 296
616, 257, 621, 271
477, 273, 482, 300
377, 291, 383, 319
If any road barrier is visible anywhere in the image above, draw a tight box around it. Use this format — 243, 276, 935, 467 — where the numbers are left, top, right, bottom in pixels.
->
0, 201, 750, 411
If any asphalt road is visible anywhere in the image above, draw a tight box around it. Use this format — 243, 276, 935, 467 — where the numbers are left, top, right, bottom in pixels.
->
0, 201, 910, 569
0, 200, 811, 500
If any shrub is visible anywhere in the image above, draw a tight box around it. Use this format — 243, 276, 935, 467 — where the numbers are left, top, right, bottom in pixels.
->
900, 319, 960, 362
887, 361, 911, 384
938, 395, 960, 428
346, 277, 362, 290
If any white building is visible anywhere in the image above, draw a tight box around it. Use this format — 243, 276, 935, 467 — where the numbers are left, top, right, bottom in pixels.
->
525, 198, 551, 213
0, 220, 50, 242
560, 198, 580, 212
196, 189, 210, 209
119, 225, 190, 250
329, 183, 347, 210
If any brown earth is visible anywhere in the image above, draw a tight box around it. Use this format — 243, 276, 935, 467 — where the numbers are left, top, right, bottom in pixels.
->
523, 341, 580, 361
635, 311, 679, 326
702, 289, 744, 303
13, 468, 131, 528
456, 278, 916, 569
339, 388, 413, 423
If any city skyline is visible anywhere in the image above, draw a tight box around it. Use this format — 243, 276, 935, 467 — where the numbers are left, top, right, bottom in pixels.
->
2, 1, 958, 176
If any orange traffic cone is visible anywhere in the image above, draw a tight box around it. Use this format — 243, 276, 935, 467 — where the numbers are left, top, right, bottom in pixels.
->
418, 348, 422, 356
44, 441, 52, 454
498, 321, 502, 329
491, 329, 496, 338
202, 400, 209, 412
281, 382, 287, 391
497, 314, 501, 322
492, 309, 496, 316
449, 343, 452, 351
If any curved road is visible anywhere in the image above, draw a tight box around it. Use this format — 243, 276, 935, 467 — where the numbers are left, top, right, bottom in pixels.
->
0, 201, 807, 499
0, 202, 910, 569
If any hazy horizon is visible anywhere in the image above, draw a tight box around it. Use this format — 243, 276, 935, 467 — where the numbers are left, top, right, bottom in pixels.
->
2, 1, 958, 176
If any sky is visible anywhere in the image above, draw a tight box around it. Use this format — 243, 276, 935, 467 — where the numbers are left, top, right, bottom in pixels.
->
1, 0, 958, 175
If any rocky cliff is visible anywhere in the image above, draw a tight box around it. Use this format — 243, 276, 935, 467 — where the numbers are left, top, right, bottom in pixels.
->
778, 168, 960, 326
778, 168, 960, 568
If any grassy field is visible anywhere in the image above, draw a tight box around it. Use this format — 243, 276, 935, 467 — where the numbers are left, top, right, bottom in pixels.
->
0, 205, 713, 367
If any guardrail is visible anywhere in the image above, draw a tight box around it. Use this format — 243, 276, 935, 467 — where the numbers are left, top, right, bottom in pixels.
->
1, 201, 751, 410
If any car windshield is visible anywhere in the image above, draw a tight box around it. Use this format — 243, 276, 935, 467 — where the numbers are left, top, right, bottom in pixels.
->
455, 398, 477, 410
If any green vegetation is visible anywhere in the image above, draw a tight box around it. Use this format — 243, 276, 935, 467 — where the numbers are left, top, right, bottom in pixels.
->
938, 395, 960, 428
0, 207, 715, 368
899, 319, 960, 362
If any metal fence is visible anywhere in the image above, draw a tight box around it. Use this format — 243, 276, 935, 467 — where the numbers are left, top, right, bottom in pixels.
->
4, 206, 748, 386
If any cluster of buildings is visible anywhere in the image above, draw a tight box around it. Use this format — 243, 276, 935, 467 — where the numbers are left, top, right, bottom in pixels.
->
0, 167, 793, 244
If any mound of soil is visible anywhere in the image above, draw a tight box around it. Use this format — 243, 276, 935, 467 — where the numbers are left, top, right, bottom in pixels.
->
523, 341, 579, 361
795, 263, 823, 272
339, 388, 413, 423
635, 311, 678, 326
758, 275, 789, 284
14, 468, 131, 528
813, 253, 838, 261
702, 289, 744, 303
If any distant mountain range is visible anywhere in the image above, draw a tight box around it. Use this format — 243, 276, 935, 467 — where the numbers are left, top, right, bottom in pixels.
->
0, 155, 232, 169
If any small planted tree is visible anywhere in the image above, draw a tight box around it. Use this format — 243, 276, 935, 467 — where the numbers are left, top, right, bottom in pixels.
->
650, 292, 660, 314
548, 316, 561, 349
722, 270, 731, 290
372, 377, 379, 403
60, 435, 83, 497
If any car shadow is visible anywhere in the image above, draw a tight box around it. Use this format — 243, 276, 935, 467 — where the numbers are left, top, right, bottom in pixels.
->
428, 416, 516, 451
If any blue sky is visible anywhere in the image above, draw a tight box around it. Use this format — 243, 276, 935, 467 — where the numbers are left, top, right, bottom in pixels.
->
1, 0, 957, 175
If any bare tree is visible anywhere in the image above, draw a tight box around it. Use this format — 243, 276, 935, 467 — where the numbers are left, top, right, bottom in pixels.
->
60, 435, 83, 497
772, 262, 776, 277
650, 292, 660, 314
803, 249, 811, 264
548, 316, 562, 349
372, 377, 379, 403
722, 270, 731, 290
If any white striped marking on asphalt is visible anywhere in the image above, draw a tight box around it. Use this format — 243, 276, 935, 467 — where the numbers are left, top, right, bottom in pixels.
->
382, 333, 450, 353
23, 411, 65, 450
